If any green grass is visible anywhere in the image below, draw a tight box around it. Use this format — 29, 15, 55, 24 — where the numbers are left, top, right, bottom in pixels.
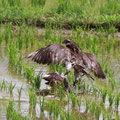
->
29, 88, 37, 108
9, 82, 16, 96
6, 101, 28, 120
0, 0, 120, 29
17, 85, 23, 101
0, 80, 6, 91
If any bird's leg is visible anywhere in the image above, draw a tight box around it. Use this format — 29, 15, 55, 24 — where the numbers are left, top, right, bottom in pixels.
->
73, 80, 78, 86
73, 70, 79, 86
64, 62, 72, 76
73, 68, 94, 86
81, 69, 94, 81
64, 71, 70, 76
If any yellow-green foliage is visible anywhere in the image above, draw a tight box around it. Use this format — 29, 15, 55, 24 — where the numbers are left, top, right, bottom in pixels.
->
0, 0, 120, 25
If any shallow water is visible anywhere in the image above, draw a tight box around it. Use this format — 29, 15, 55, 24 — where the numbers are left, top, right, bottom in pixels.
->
0, 28, 120, 119
0, 44, 49, 119
0, 44, 120, 119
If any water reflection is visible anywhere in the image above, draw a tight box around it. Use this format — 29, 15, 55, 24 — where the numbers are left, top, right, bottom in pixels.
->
0, 35, 120, 120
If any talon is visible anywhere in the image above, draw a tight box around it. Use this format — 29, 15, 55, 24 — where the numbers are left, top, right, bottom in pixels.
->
64, 71, 70, 76
73, 80, 78, 86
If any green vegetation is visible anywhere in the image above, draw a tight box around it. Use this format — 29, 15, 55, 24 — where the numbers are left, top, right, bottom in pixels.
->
9, 82, 16, 96
29, 88, 37, 108
6, 101, 28, 120
0, 22, 119, 119
0, 0, 120, 29
17, 85, 23, 101
0, 0, 120, 119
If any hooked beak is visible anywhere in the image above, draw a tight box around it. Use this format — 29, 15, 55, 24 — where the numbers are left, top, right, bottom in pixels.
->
62, 40, 65, 44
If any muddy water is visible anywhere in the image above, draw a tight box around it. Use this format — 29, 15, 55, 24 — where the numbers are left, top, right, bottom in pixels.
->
0, 44, 50, 119
0, 44, 28, 119
0, 43, 86, 119
0, 35, 120, 119
0, 42, 120, 120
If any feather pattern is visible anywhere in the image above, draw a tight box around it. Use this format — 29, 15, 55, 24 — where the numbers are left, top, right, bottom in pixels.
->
82, 52, 106, 78
24, 44, 71, 65
24, 39, 106, 86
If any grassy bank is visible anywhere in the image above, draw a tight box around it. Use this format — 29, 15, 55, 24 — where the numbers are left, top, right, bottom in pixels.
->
0, 0, 120, 29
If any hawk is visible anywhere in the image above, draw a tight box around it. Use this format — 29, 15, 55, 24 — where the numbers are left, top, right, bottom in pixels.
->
24, 39, 105, 86
42, 73, 70, 89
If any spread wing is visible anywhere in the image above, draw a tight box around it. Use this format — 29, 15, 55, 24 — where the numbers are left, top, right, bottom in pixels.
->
80, 52, 106, 79
23, 44, 71, 65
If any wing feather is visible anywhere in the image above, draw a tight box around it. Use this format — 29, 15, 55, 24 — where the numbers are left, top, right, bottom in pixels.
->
81, 52, 105, 79
24, 44, 71, 65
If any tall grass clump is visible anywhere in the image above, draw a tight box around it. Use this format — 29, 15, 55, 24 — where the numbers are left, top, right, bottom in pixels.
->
70, 92, 77, 107
85, 96, 91, 113
29, 31, 35, 46
0, 80, 6, 91
6, 101, 28, 120
71, 29, 75, 40
49, 101, 60, 119
65, 110, 71, 120
29, 88, 37, 108
92, 85, 98, 97
56, 0, 70, 14
24, 66, 35, 83
90, 100, 96, 115
99, 0, 120, 16
17, 85, 23, 101
25, 28, 29, 48
0, 29, 3, 45
76, 27, 82, 41
108, 76, 116, 90
86, 35, 92, 49
108, 90, 114, 106
40, 96, 45, 112
44, 24, 52, 40
17, 35, 24, 50
9, 82, 16, 96
9, 42, 18, 66
60, 111, 65, 120
16, 25, 24, 50
17, 25, 24, 50
58, 85, 64, 100
115, 93, 120, 109
2, 0, 6, 7
33, 74, 42, 91
95, 104, 101, 120
57, 29, 62, 44
97, 30, 104, 44
15, 55, 23, 74
51, 26, 57, 43
31, 0, 46, 7
38, 0, 46, 8
8, 0, 20, 6
100, 87, 108, 103
5, 24, 11, 44
77, 97, 81, 111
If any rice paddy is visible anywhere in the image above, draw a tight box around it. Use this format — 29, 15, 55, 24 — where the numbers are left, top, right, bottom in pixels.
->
0, 22, 119, 120
0, 0, 120, 120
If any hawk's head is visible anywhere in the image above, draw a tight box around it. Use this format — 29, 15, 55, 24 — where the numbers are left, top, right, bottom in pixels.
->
62, 39, 73, 45
62, 39, 80, 53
